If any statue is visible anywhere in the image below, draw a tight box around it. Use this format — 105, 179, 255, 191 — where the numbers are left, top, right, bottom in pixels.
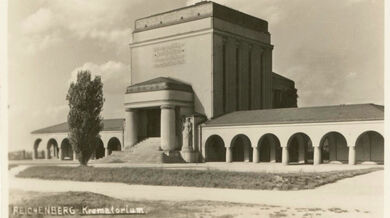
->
182, 117, 192, 152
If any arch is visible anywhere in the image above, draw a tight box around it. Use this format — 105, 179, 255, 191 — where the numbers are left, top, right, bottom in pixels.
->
33, 138, 42, 159
231, 134, 252, 162
320, 132, 348, 163
287, 133, 313, 164
355, 131, 384, 163
95, 138, 105, 159
60, 138, 73, 160
46, 138, 58, 159
205, 135, 226, 162
257, 134, 282, 162
107, 137, 121, 155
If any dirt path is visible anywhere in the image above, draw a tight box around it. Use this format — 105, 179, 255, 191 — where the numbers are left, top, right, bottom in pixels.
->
9, 166, 384, 217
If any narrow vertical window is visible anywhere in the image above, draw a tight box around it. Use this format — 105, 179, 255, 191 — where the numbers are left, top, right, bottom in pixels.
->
222, 41, 226, 113
235, 46, 240, 111
260, 51, 264, 109
248, 47, 252, 109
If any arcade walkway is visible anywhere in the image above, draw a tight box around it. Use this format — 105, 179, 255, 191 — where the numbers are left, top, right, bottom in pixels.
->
202, 104, 384, 165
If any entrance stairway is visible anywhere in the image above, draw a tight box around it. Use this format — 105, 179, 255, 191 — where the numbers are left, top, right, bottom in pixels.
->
95, 137, 185, 163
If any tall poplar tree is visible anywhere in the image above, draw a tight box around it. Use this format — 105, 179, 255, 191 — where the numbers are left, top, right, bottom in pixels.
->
66, 70, 104, 166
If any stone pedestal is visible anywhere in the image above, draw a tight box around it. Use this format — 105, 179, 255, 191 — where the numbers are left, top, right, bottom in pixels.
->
348, 146, 356, 165
160, 105, 176, 151
125, 108, 138, 148
282, 147, 289, 165
252, 147, 259, 163
313, 146, 321, 165
181, 151, 198, 163
226, 147, 232, 163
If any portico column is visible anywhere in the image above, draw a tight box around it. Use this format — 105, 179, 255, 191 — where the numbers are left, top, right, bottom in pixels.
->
253, 147, 259, 163
348, 146, 356, 165
160, 105, 176, 151
282, 146, 289, 165
226, 147, 232, 163
45, 149, 49, 159
313, 146, 321, 165
58, 148, 62, 160
125, 108, 138, 148
32, 149, 36, 160
105, 148, 109, 157
73, 151, 76, 161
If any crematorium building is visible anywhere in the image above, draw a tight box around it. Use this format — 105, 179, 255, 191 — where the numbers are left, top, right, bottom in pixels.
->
31, 1, 384, 165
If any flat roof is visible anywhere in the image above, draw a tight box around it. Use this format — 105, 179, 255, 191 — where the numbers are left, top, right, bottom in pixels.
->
134, 1, 268, 33
31, 119, 124, 134
204, 104, 384, 127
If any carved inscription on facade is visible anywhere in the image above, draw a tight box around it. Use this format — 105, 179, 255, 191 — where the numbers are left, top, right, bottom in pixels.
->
153, 42, 185, 68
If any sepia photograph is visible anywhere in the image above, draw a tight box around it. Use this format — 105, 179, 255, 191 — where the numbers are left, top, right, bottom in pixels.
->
0, 0, 387, 217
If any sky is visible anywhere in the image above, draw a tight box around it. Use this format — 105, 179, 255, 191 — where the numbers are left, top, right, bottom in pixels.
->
7, 0, 384, 151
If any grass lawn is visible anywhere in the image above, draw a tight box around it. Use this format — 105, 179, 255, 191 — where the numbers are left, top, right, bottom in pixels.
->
16, 166, 382, 190
9, 190, 371, 218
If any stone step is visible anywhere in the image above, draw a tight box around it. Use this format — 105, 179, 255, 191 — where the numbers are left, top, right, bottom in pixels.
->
95, 137, 167, 163
124, 137, 161, 151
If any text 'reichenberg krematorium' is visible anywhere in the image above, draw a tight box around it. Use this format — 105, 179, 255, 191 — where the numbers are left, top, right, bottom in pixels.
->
32, 1, 384, 165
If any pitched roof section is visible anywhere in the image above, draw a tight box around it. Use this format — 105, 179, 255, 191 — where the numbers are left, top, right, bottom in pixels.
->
204, 104, 384, 127
126, 77, 193, 94
31, 119, 124, 134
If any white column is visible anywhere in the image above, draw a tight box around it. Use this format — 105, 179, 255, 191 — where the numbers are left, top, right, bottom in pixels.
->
58, 148, 62, 160
45, 149, 50, 159
160, 105, 176, 151
105, 148, 109, 157
226, 147, 232, 163
348, 146, 356, 165
282, 146, 289, 165
253, 147, 259, 163
125, 108, 138, 148
313, 146, 321, 165
73, 151, 76, 161
32, 149, 36, 160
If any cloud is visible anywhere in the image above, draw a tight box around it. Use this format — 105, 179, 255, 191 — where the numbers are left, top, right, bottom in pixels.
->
19, 0, 139, 53
21, 8, 55, 34
20, 7, 63, 53
70, 61, 129, 95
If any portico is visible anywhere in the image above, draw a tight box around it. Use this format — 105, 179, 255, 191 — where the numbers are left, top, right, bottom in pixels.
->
124, 77, 194, 152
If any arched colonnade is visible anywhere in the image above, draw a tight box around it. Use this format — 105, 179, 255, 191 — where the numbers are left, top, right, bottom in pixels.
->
32, 136, 122, 160
202, 121, 384, 165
